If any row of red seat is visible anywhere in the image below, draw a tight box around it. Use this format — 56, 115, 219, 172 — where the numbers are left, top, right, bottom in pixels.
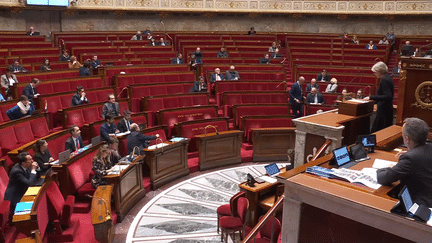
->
222, 92, 288, 117
71, 45, 173, 57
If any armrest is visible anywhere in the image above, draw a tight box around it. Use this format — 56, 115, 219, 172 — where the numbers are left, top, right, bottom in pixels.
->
60, 195, 75, 227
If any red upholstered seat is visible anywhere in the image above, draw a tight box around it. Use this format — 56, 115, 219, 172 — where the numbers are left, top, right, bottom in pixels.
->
0, 127, 18, 152
216, 191, 245, 234
76, 183, 95, 199
30, 117, 50, 138
220, 197, 249, 242
67, 150, 97, 201
251, 216, 282, 243
13, 122, 34, 144
53, 81, 71, 93
0, 166, 10, 233
83, 107, 101, 124
66, 110, 84, 127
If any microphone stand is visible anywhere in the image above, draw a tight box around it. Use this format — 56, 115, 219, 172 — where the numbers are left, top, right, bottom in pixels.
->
204, 125, 219, 136
86, 194, 111, 220
117, 87, 129, 99
275, 81, 287, 89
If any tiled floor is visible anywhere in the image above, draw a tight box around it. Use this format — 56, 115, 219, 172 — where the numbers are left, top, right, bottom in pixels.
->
112, 162, 286, 243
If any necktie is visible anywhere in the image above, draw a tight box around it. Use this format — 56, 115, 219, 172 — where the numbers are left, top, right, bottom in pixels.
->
26, 169, 30, 178
75, 139, 79, 150
126, 120, 130, 131
177, 59, 180, 64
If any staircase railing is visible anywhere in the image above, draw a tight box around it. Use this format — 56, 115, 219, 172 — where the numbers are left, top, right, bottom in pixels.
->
242, 195, 284, 243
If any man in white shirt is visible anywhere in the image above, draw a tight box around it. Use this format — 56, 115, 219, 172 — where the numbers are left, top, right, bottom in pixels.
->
65, 125, 84, 152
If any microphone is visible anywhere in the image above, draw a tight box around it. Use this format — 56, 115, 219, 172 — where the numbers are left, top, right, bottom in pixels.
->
418, 43, 432, 53
204, 125, 219, 136
275, 81, 287, 89
155, 138, 164, 154
364, 85, 372, 97
86, 194, 111, 220
117, 87, 128, 99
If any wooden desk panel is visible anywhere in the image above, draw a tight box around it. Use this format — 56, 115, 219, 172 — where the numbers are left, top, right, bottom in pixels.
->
144, 140, 189, 189
252, 128, 296, 162
374, 125, 403, 151
195, 130, 242, 170
92, 185, 114, 243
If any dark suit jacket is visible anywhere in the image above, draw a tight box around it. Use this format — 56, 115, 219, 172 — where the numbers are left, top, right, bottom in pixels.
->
305, 93, 325, 104
79, 67, 91, 76
117, 118, 133, 133
4, 163, 38, 212
370, 74, 394, 132
102, 102, 120, 119
392, 67, 401, 76
6, 103, 35, 121
377, 143, 432, 208
100, 123, 117, 142
71, 93, 89, 106
289, 82, 303, 105
260, 58, 271, 64
9, 64, 27, 73
127, 132, 157, 155
306, 83, 320, 92
210, 73, 224, 83
225, 71, 241, 80
22, 84, 37, 104
91, 60, 101, 70
65, 136, 84, 152
317, 73, 331, 82
171, 58, 184, 64
189, 81, 208, 93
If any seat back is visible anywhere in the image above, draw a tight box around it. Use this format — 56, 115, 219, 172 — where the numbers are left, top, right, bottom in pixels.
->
258, 216, 281, 242
230, 191, 245, 218
237, 197, 249, 224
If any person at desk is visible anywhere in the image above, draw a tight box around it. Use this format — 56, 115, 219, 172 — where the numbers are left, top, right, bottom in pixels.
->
108, 137, 121, 166
126, 123, 158, 155
71, 86, 89, 106
22, 78, 41, 106
91, 54, 102, 70
260, 54, 271, 64
4, 152, 38, 216
100, 115, 119, 142
102, 94, 120, 119
189, 76, 207, 93
65, 125, 84, 152
33, 139, 54, 176
1, 67, 18, 100
225, 65, 241, 81
171, 53, 184, 64
363, 61, 394, 133
317, 69, 331, 82
377, 117, 432, 208
117, 110, 133, 133
6, 95, 35, 121
305, 87, 325, 105
79, 61, 91, 77
91, 145, 115, 188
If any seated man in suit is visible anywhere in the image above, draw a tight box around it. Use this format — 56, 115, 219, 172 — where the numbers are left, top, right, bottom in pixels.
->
190, 76, 207, 93
79, 60, 91, 76
127, 123, 159, 155
193, 47, 203, 62
260, 54, 271, 64
102, 94, 120, 119
225, 65, 241, 81
91, 55, 102, 70
131, 31, 143, 40
305, 87, 325, 105
209, 68, 224, 95
401, 41, 415, 56
270, 48, 282, 58
305, 78, 319, 92
159, 38, 169, 46
9, 59, 27, 73
149, 37, 158, 46
22, 78, 41, 105
117, 110, 133, 133
356, 89, 365, 99
1, 66, 19, 100
392, 60, 402, 77
317, 69, 331, 82
6, 95, 35, 120
217, 47, 229, 58
26, 26, 39, 36
4, 152, 38, 216
65, 125, 84, 152
365, 40, 378, 50
71, 85, 89, 106
59, 50, 71, 62
108, 137, 121, 166
100, 115, 120, 142
171, 53, 184, 64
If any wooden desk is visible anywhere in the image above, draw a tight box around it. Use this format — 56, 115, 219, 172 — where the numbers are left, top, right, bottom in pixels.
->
374, 125, 403, 151
293, 109, 373, 167
12, 192, 41, 236
143, 140, 189, 189
252, 127, 296, 162
279, 150, 432, 243
92, 185, 114, 243
195, 130, 242, 170
105, 160, 145, 222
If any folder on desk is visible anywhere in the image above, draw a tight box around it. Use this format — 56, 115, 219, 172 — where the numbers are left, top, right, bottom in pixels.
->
15, 201, 33, 214
24, 186, 41, 196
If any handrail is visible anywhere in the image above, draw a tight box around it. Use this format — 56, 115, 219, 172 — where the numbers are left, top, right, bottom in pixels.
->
242, 195, 285, 243
312, 139, 332, 161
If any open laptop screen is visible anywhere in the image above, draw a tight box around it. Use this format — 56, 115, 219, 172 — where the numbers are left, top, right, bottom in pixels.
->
333, 146, 351, 166
265, 163, 281, 177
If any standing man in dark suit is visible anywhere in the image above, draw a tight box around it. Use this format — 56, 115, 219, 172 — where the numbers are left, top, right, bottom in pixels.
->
317, 70, 331, 82
100, 115, 119, 142
102, 94, 120, 119
65, 125, 84, 152
127, 123, 158, 155
377, 118, 432, 207
289, 76, 305, 118
117, 110, 133, 133
171, 53, 184, 64
4, 152, 38, 216
22, 78, 41, 106
71, 86, 89, 106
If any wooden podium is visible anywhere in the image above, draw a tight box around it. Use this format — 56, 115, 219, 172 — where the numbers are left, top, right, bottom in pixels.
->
397, 58, 432, 127
143, 140, 189, 189
92, 185, 114, 243
338, 100, 374, 116
252, 127, 296, 162
195, 130, 243, 170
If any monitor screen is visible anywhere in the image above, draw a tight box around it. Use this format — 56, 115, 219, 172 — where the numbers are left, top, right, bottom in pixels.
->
333, 146, 351, 166
358, 134, 376, 148
264, 163, 280, 176
27, 0, 69, 6
400, 186, 413, 212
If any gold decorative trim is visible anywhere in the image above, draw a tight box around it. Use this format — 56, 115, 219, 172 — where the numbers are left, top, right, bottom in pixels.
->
412, 81, 432, 110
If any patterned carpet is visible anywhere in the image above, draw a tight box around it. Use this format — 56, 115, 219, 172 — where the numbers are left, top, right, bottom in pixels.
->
126, 163, 286, 243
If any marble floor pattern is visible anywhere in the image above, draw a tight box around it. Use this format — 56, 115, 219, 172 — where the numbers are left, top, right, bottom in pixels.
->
125, 163, 286, 243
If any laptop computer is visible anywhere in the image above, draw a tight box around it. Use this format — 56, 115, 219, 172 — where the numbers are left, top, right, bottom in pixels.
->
265, 163, 281, 177
58, 150, 71, 164
332, 146, 357, 169
91, 136, 101, 146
